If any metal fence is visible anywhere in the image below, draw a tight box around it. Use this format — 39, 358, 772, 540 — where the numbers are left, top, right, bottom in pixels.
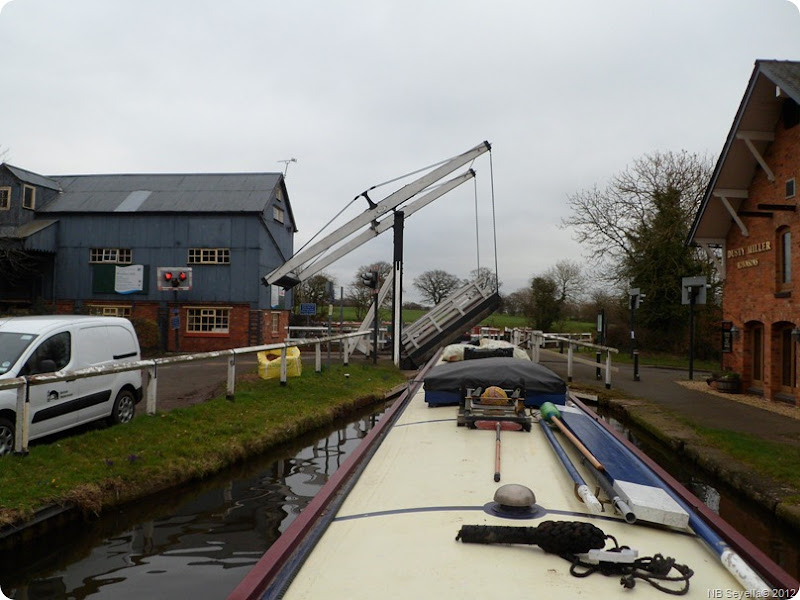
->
510, 328, 619, 388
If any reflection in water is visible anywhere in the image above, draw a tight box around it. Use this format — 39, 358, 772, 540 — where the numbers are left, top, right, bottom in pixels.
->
0, 408, 383, 599
597, 407, 799, 579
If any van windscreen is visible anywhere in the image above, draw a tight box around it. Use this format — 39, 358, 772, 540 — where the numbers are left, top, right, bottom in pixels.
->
0, 332, 39, 375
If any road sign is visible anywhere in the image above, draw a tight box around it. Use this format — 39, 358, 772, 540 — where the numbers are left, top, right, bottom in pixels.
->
300, 303, 317, 316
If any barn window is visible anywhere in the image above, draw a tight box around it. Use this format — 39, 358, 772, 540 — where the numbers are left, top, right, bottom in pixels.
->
187, 307, 230, 334
188, 248, 230, 264
271, 312, 280, 334
274, 206, 285, 224
22, 185, 35, 210
90, 248, 132, 264
0, 187, 10, 210
86, 304, 132, 318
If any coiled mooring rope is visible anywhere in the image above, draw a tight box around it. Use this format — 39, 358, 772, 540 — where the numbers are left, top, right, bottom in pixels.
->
456, 520, 606, 554
456, 520, 693, 595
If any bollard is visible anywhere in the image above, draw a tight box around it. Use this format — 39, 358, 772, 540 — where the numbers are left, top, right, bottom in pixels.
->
280, 346, 288, 386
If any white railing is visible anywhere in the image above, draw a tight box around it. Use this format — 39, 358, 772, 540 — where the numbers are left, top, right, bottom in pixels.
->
287, 326, 389, 354
510, 328, 618, 388
2, 330, 372, 454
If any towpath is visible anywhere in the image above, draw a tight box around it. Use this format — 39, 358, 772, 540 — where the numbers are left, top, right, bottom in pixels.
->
538, 349, 800, 448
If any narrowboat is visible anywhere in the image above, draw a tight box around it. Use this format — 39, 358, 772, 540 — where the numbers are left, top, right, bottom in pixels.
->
229, 343, 799, 599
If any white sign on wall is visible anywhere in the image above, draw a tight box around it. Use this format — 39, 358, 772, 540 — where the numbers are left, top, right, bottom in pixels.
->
115, 265, 145, 294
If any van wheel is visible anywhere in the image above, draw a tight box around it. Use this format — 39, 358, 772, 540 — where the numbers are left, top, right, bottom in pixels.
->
0, 418, 15, 456
108, 390, 136, 425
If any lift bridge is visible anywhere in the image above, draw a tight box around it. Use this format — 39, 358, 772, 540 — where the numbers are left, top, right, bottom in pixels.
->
262, 141, 501, 368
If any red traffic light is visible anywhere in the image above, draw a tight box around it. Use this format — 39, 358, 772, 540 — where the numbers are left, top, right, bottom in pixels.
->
157, 267, 193, 291
163, 271, 187, 287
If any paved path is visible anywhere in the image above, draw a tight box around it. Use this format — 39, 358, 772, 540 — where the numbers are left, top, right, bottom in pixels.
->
539, 349, 800, 447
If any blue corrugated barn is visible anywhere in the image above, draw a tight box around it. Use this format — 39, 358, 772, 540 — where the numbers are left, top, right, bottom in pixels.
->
0, 164, 296, 351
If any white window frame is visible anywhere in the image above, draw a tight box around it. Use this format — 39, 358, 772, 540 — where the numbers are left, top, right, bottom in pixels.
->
22, 184, 35, 210
188, 248, 230, 264
86, 304, 132, 318
89, 248, 133, 264
786, 177, 796, 199
186, 306, 231, 334
0, 187, 10, 210
271, 313, 280, 334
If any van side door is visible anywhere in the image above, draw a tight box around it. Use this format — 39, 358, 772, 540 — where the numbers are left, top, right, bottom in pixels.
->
21, 331, 80, 439
73, 325, 117, 424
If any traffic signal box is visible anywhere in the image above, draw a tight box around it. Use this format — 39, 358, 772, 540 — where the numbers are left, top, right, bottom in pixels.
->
157, 267, 193, 291
361, 270, 379, 289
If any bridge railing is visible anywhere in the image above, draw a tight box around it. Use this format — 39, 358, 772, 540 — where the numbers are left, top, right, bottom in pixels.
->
509, 328, 619, 388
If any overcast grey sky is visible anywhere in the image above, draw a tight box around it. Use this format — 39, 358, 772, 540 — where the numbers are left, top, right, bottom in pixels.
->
2, 0, 800, 303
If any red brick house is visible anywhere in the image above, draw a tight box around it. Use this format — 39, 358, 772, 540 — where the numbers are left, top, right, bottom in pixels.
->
689, 60, 800, 405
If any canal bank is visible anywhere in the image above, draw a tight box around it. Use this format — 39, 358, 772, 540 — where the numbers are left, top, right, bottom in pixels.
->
0, 360, 412, 542
540, 349, 800, 531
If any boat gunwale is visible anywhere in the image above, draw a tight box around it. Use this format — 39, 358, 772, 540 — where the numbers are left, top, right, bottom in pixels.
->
229, 349, 799, 598
227, 350, 442, 600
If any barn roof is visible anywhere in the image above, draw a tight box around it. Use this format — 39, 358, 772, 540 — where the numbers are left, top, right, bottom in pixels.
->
40, 172, 286, 213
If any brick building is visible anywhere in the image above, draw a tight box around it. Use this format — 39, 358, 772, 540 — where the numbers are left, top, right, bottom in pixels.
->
0, 166, 296, 352
689, 60, 800, 405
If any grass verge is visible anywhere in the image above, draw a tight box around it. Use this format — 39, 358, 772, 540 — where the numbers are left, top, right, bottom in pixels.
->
692, 427, 800, 494
0, 361, 408, 529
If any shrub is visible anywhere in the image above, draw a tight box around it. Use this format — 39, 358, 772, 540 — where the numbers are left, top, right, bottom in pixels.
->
131, 317, 160, 353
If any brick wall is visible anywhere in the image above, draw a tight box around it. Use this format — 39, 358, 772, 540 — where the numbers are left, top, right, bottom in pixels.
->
723, 118, 800, 403
51, 300, 291, 353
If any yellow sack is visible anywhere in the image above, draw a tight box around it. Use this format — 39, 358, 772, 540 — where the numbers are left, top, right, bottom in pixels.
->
257, 346, 302, 379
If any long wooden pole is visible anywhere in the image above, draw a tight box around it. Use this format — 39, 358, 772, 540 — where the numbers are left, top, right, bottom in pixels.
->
540, 402, 604, 471
494, 422, 501, 482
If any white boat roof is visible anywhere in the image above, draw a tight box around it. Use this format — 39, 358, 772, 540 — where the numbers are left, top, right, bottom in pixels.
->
276, 369, 747, 599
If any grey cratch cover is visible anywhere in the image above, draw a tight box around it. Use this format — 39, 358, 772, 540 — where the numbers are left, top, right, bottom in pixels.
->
424, 357, 567, 396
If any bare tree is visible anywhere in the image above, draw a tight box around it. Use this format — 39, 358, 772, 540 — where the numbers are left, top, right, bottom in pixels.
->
561, 150, 711, 282
0, 240, 41, 286
501, 288, 532, 316
467, 267, 501, 292
413, 269, 463, 305
545, 259, 586, 304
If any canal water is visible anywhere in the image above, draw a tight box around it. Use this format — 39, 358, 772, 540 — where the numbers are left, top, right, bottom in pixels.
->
0, 402, 388, 599
1, 400, 797, 599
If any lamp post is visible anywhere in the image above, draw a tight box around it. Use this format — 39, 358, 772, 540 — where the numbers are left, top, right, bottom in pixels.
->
629, 288, 644, 381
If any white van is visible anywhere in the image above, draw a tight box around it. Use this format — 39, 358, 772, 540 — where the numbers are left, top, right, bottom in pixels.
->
0, 315, 143, 455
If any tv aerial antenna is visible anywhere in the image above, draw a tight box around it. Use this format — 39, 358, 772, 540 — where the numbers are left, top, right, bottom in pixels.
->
278, 158, 297, 177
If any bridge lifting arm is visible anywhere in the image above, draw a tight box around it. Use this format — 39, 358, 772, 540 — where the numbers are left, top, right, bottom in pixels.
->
262, 141, 491, 288
293, 169, 476, 283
